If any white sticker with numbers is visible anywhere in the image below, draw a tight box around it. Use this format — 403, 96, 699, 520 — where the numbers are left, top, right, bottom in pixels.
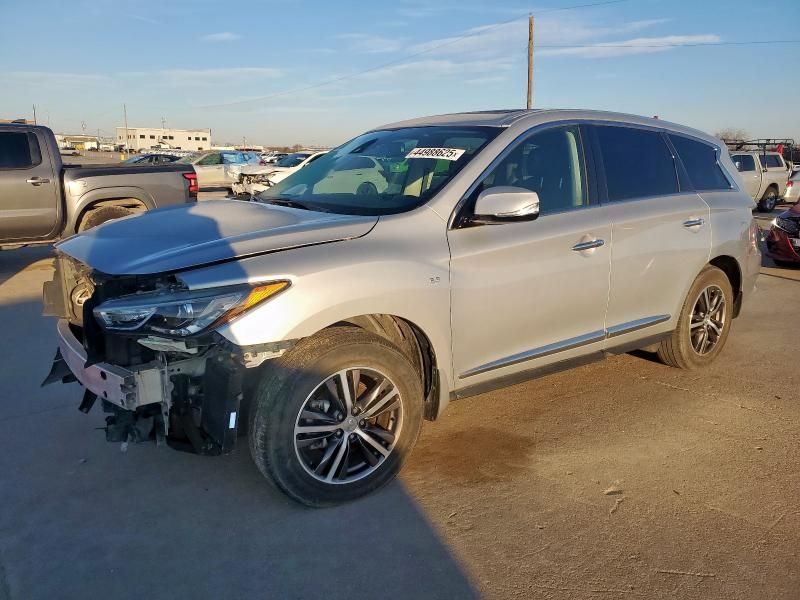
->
405, 147, 466, 161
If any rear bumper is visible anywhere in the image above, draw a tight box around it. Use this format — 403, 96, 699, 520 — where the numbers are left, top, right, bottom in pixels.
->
765, 227, 800, 263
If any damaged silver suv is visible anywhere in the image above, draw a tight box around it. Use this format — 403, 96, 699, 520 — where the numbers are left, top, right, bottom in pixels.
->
43, 110, 761, 506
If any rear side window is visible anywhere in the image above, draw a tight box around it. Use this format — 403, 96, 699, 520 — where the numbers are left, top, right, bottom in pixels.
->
762, 154, 784, 169
669, 135, 732, 191
595, 126, 678, 201
0, 131, 42, 169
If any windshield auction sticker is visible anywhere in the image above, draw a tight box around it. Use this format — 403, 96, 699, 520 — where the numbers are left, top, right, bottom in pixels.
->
406, 147, 466, 161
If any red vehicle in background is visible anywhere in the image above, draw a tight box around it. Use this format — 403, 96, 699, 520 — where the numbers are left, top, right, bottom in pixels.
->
765, 203, 800, 267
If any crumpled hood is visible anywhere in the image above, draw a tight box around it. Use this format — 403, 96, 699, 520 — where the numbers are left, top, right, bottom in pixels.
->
56, 200, 377, 275
239, 164, 287, 176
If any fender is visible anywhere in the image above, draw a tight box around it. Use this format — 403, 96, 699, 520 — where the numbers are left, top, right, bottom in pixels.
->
67, 186, 155, 234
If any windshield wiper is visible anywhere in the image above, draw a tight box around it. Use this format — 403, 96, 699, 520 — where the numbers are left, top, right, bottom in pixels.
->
263, 198, 331, 213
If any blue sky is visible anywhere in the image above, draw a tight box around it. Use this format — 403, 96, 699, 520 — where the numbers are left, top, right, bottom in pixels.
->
1, 0, 798, 146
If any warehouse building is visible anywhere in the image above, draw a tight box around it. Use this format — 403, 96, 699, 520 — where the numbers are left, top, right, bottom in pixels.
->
115, 126, 211, 152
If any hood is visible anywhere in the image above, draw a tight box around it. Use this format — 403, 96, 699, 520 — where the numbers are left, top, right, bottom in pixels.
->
56, 200, 377, 275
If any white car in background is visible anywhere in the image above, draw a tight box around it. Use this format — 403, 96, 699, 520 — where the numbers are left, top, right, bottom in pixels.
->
232, 151, 327, 197
177, 150, 261, 190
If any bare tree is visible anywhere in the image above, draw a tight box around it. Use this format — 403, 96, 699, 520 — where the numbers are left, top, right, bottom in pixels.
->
715, 127, 749, 141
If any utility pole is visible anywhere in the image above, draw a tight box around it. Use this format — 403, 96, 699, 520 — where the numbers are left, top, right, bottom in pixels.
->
123, 103, 129, 159
527, 14, 534, 109
32, 104, 37, 125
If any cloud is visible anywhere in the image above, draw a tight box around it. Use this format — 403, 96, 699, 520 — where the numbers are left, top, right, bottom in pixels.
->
540, 34, 722, 58
7, 71, 108, 87
337, 33, 403, 54
200, 32, 241, 43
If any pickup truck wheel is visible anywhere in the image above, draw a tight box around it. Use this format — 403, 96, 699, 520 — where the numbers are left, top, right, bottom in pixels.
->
248, 327, 423, 507
757, 188, 778, 212
78, 206, 135, 232
656, 266, 733, 369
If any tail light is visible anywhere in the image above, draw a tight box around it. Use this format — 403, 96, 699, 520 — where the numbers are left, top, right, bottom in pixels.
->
787, 180, 793, 188
182, 172, 199, 199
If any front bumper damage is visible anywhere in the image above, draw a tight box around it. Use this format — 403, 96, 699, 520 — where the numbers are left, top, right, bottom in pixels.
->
42, 253, 292, 455
230, 173, 273, 198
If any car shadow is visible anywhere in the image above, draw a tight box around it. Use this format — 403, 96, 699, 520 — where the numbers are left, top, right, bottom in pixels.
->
0, 220, 479, 600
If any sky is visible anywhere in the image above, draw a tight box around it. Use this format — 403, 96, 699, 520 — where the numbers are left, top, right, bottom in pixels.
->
1, 0, 798, 147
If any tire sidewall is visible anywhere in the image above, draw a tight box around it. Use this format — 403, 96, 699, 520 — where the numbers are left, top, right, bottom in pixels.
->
677, 267, 734, 368
78, 206, 134, 232
249, 330, 423, 506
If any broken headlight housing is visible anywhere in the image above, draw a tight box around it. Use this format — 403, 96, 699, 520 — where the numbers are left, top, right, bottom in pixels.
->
93, 282, 289, 337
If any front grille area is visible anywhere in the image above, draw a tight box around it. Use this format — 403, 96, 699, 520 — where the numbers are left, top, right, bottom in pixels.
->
776, 216, 799, 236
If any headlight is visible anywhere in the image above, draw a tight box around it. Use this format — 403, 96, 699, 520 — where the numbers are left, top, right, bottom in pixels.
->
93, 282, 289, 337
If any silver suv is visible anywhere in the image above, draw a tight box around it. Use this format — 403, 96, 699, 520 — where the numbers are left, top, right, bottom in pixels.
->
43, 110, 761, 506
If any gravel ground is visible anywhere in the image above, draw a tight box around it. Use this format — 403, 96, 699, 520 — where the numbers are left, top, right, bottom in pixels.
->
0, 207, 797, 600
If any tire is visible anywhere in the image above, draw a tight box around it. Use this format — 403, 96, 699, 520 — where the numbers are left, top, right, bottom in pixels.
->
657, 266, 734, 369
757, 187, 778, 212
77, 206, 135, 232
248, 326, 423, 507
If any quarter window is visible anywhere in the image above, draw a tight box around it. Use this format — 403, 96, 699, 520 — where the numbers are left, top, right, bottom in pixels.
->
0, 131, 42, 169
595, 126, 678, 201
668, 135, 731, 191
473, 125, 588, 215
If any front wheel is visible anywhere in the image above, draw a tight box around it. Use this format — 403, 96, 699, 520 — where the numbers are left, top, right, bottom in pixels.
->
248, 327, 423, 507
657, 266, 734, 369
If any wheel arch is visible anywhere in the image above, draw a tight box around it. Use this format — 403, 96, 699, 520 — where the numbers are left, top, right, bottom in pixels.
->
69, 187, 154, 233
332, 314, 444, 421
708, 255, 743, 317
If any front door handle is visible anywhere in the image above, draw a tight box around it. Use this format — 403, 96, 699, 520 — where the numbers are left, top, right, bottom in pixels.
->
572, 239, 605, 252
683, 217, 705, 228
26, 177, 50, 186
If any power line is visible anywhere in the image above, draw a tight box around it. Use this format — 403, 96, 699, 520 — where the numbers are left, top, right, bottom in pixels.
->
202, 0, 634, 109
538, 39, 800, 49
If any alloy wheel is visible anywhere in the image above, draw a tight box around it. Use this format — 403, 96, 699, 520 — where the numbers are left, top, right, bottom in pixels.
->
294, 367, 403, 484
690, 284, 727, 355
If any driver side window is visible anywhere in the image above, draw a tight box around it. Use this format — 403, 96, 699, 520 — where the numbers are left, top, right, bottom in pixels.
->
475, 125, 588, 215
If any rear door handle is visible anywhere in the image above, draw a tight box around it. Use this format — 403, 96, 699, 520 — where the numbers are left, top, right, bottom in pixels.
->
26, 177, 50, 186
683, 218, 705, 228
572, 239, 605, 251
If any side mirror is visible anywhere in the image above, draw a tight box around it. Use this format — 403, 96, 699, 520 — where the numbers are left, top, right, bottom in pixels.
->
471, 187, 540, 225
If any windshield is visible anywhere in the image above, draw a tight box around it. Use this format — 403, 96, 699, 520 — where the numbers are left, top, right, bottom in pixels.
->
276, 153, 311, 168
258, 126, 498, 215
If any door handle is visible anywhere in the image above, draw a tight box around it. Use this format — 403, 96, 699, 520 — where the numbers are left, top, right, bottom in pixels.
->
26, 177, 50, 186
682, 217, 705, 228
572, 239, 605, 251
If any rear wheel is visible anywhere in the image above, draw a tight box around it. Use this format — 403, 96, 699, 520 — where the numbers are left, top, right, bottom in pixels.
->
248, 327, 423, 507
77, 205, 135, 232
757, 187, 778, 212
657, 266, 733, 369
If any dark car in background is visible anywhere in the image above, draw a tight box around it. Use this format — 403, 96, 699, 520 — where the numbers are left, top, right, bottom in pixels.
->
765, 203, 800, 266
122, 154, 181, 166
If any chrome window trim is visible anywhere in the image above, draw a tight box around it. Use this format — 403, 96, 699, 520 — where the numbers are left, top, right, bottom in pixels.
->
449, 118, 737, 230
459, 314, 671, 379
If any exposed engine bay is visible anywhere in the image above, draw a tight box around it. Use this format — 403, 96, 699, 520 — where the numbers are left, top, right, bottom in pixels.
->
42, 253, 291, 455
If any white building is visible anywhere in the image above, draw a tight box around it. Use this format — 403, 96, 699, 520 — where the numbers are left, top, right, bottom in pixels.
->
116, 126, 211, 152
